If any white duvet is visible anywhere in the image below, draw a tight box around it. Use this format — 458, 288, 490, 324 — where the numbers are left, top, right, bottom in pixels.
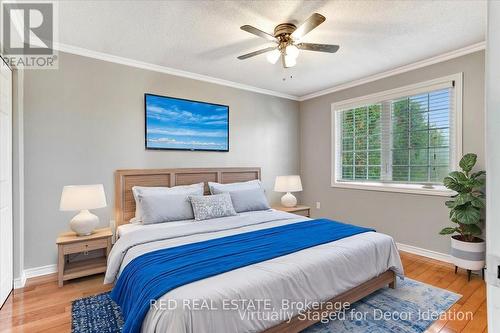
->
105, 210, 404, 333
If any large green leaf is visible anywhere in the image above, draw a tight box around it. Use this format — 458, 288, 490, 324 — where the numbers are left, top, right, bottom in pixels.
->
443, 176, 466, 192
469, 178, 486, 188
449, 171, 468, 182
471, 196, 486, 209
439, 227, 458, 235
470, 170, 486, 179
454, 205, 481, 225
454, 193, 473, 206
459, 153, 477, 173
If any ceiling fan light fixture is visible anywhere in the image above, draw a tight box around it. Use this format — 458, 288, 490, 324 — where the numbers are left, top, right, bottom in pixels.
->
266, 49, 281, 64
285, 44, 299, 59
237, 13, 338, 68
284, 53, 297, 68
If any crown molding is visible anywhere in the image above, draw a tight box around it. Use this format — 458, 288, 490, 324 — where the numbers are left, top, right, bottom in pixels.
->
54, 43, 299, 101
54, 41, 485, 103
298, 41, 486, 101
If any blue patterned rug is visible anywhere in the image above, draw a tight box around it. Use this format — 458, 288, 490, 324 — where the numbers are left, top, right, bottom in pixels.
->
72, 278, 459, 333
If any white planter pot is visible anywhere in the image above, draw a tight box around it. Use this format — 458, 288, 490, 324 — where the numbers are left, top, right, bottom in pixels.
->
450, 236, 485, 271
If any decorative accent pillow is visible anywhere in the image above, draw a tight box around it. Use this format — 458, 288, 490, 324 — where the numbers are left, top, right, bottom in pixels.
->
189, 193, 237, 221
226, 188, 271, 213
209, 180, 269, 213
138, 192, 195, 224
131, 183, 204, 223
208, 179, 262, 194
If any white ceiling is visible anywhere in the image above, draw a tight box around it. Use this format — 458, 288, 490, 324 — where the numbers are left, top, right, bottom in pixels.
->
58, 0, 486, 98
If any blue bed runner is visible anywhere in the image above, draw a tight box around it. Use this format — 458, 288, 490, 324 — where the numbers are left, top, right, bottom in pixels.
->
110, 219, 375, 333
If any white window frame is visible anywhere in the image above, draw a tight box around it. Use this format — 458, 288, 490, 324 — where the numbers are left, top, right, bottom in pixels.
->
331, 73, 463, 196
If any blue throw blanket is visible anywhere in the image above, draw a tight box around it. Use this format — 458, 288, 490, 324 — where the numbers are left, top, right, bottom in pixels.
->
111, 219, 375, 333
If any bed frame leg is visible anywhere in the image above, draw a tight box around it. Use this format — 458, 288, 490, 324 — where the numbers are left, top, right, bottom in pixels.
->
388, 273, 397, 289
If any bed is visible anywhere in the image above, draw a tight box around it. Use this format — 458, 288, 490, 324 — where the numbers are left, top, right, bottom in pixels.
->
105, 167, 404, 333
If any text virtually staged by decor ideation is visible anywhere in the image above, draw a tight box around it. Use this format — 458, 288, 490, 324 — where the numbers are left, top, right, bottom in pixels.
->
149, 297, 474, 323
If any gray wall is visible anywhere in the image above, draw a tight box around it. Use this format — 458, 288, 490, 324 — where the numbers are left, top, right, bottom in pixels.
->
20, 50, 485, 270
22, 52, 300, 269
299, 51, 485, 254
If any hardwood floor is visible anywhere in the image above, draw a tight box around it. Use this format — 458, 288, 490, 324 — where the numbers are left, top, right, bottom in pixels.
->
0, 274, 112, 332
0, 251, 487, 332
401, 252, 488, 333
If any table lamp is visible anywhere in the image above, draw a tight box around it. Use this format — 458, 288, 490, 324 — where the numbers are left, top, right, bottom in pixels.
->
274, 175, 303, 208
59, 184, 107, 236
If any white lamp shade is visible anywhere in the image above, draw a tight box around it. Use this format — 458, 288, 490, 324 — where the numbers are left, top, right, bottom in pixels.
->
285, 44, 299, 58
59, 184, 107, 211
266, 49, 281, 64
274, 175, 303, 193
284, 54, 297, 68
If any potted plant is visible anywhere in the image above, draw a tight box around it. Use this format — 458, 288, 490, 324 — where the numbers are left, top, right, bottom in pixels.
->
439, 153, 486, 281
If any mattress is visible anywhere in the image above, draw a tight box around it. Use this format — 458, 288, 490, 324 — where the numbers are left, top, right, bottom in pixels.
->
116, 210, 273, 238
106, 210, 404, 333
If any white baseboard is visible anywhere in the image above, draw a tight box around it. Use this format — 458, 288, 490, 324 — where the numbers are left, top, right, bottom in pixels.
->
13, 264, 57, 289
13, 272, 26, 289
397, 242, 452, 263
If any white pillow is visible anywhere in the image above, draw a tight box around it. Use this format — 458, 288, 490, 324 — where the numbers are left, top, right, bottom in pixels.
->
131, 183, 204, 223
208, 179, 262, 194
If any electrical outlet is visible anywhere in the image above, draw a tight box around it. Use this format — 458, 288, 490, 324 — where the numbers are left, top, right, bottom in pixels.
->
316, 202, 321, 209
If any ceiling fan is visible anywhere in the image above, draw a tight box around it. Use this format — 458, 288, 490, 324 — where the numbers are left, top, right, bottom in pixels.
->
237, 13, 339, 68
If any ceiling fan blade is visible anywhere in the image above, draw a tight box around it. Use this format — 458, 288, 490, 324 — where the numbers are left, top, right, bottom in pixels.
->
237, 46, 277, 60
298, 43, 339, 53
291, 13, 326, 40
240, 25, 276, 42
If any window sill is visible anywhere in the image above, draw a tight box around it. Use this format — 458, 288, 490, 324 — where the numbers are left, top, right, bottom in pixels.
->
331, 181, 455, 197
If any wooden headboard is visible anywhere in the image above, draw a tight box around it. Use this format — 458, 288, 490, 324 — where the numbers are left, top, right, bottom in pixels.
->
114, 167, 261, 228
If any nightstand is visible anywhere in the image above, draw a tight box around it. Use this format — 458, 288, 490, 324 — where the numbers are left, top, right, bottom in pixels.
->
272, 205, 311, 217
56, 227, 112, 287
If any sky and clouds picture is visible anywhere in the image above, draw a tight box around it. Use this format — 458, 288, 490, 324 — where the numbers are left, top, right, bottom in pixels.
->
145, 94, 229, 151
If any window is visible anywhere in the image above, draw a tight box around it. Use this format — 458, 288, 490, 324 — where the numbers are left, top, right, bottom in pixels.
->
340, 104, 382, 181
332, 74, 462, 196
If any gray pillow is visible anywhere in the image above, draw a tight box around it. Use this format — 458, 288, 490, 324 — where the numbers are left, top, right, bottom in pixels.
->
132, 183, 204, 223
227, 188, 270, 213
208, 180, 262, 194
189, 193, 237, 221
137, 192, 195, 224
209, 180, 269, 213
